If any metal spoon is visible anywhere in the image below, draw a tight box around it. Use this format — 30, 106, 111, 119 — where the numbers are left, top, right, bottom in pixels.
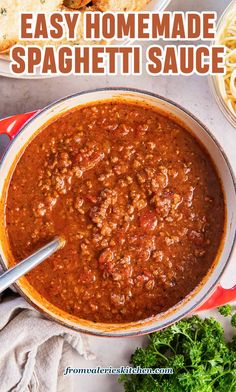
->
0, 237, 65, 294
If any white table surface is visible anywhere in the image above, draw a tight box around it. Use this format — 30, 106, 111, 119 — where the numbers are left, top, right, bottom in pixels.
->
0, 1, 235, 391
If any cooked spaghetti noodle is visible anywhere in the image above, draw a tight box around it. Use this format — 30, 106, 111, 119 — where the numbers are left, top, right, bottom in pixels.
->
216, 6, 236, 117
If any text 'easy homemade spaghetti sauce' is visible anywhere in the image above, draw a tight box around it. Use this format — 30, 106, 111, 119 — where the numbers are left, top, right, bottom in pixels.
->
5, 102, 225, 323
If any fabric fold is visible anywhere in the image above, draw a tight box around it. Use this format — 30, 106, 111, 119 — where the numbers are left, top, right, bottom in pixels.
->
0, 290, 94, 392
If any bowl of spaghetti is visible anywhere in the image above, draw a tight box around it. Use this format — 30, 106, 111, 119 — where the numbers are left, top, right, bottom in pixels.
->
210, 0, 236, 126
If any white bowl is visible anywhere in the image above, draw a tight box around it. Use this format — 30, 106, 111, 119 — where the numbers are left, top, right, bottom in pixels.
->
210, 0, 236, 127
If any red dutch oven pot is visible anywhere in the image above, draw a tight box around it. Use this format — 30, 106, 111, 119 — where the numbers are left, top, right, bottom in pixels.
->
0, 89, 235, 337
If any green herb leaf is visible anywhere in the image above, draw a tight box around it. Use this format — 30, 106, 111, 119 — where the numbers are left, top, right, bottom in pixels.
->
0, 8, 7, 16
120, 314, 236, 392
231, 313, 236, 328
218, 305, 233, 317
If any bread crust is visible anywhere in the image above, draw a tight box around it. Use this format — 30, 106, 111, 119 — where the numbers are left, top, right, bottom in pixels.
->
94, 0, 150, 12
63, 0, 91, 9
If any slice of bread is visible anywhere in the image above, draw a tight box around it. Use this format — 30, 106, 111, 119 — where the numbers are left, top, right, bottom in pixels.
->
0, 0, 149, 54
0, 0, 63, 53
94, 0, 150, 12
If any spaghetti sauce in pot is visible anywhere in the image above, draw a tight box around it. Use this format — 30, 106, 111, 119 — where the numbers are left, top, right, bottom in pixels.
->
5, 102, 225, 323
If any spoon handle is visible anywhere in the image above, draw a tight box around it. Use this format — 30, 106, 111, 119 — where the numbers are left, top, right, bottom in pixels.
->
0, 237, 64, 294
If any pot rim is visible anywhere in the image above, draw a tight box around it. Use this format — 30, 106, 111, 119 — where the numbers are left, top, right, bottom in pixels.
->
0, 87, 236, 337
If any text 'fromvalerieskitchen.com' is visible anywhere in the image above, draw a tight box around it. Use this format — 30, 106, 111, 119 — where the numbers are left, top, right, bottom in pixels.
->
64, 366, 174, 376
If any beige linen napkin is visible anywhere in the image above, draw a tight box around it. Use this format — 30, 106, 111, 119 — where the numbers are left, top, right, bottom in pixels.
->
0, 281, 94, 392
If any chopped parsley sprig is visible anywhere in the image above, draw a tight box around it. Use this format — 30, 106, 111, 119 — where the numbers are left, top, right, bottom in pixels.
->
120, 310, 236, 392
218, 304, 233, 317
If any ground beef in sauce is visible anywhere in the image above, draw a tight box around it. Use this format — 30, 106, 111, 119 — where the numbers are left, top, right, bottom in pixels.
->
5, 102, 225, 323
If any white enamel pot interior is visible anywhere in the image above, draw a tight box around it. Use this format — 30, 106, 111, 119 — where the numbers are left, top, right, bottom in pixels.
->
0, 88, 235, 337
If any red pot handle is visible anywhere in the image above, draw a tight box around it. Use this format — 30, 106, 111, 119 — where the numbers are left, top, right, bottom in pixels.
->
196, 240, 236, 311
0, 111, 38, 140
197, 284, 236, 311
0, 111, 235, 312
